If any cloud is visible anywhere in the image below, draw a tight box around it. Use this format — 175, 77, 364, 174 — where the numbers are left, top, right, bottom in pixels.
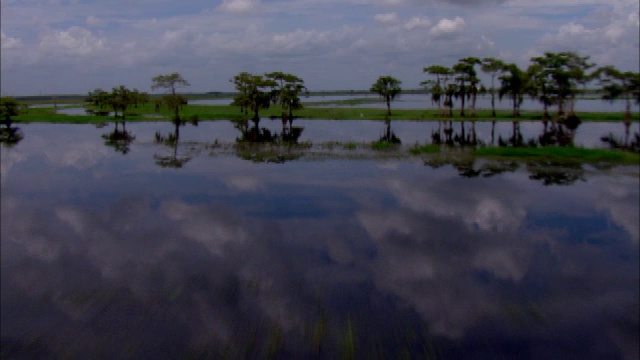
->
218, 0, 260, 13
85, 15, 105, 27
1, 32, 23, 49
374, 12, 399, 24
403, 16, 431, 30
533, 1, 639, 71
429, 16, 465, 36
38, 26, 108, 57
224, 175, 263, 192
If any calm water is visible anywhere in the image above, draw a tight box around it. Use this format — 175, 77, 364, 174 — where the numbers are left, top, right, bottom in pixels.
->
184, 94, 637, 113
1, 122, 639, 358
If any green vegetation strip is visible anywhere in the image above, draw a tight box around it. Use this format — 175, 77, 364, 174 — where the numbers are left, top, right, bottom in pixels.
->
473, 146, 640, 164
12, 103, 640, 123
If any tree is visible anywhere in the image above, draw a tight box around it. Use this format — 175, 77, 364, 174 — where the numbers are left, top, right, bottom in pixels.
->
422, 65, 453, 117
129, 88, 149, 109
0, 97, 20, 125
481, 58, 505, 118
370, 76, 402, 116
452, 57, 481, 117
152, 73, 191, 121
526, 63, 554, 120
499, 63, 527, 118
266, 72, 307, 125
230, 72, 277, 121
529, 52, 594, 116
593, 66, 639, 120
105, 85, 134, 119
151, 73, 190, 96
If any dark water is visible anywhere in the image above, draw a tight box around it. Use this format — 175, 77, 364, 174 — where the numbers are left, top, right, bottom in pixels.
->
1, 123, 639, 359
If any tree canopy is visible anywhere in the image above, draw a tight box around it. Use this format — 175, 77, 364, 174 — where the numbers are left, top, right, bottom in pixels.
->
230, 72, 278, 121
151, 73, 191, 95
152, 73, 191, 122
0, 97, 21, 125
370, 76, 402, 116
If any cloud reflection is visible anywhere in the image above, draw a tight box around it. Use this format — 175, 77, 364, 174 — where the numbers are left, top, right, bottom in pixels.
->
1, 158, 637, 357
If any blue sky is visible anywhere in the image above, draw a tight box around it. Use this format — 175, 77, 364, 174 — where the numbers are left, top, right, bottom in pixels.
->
1, 0, 638, 95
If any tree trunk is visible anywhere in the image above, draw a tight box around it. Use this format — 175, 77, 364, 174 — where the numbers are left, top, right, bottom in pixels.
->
471, 86, 477, 117
491, 76, 496, 118
624, 96, 631, 121
460, 83, 466, 117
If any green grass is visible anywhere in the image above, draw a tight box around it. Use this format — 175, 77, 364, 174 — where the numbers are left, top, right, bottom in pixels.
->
370, 141, 399, 150
409, 144, 441, 154
474, 146, 640, 164
11, 101, 640, 123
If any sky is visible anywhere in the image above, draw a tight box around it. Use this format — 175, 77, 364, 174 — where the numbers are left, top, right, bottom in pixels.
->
1, 0, 638, 95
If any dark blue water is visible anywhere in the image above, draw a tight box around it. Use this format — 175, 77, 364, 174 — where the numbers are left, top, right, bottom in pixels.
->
1, 122, 638, 359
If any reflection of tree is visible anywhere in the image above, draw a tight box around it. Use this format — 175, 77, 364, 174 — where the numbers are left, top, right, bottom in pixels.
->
601, 121, 640, 152
497, 121, 525, 147
0, 124, 24, 148
154, 120, 195, 168
1, 97, 25, 147
424, 157, 519, 178
431, 120, 479, 147
538, 116, 581, 147
527, 161, 585, 186
235, 119, 277, 143
101, 121, 135, 154
378, 120, 401, 144
233, 119, 307, 163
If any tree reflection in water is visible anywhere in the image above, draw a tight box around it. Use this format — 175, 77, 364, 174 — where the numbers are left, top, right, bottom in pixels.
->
154, 118, 198, 168
0, 123, 24, 148
233, 118, 307, 163
378, 120, 401, 144
101, 121, 135, 154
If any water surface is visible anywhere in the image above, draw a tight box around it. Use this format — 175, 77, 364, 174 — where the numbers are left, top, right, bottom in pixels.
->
1, 123, 638, 358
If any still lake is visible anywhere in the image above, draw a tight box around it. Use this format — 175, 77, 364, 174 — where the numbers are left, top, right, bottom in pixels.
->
1, 121, 639, 358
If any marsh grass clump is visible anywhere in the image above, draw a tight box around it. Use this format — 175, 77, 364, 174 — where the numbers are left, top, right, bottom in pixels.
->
343, 141, 358, 150
371, 141, 398, 150
410, 144, 440, 154
474, 146, 640, 164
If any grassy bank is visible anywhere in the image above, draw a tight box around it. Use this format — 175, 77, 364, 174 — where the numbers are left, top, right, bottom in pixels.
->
472, 146, 640, 164
12, 102, 640, 124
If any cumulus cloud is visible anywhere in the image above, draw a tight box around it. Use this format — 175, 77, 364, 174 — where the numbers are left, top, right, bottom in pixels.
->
533, 0, 639, 70
429, 16, 465, 37
374, 12, 399, 24
38, 26, 108, 57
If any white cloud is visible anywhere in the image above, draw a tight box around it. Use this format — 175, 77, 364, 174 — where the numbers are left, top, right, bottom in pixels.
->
374, 12, 399, 24
218, 0, 260, 13
430, 16, 465, 36
534, 1, 639, 71
1, 32, 23, 49
38, 26, 108, 57
403, 16, 431, 30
